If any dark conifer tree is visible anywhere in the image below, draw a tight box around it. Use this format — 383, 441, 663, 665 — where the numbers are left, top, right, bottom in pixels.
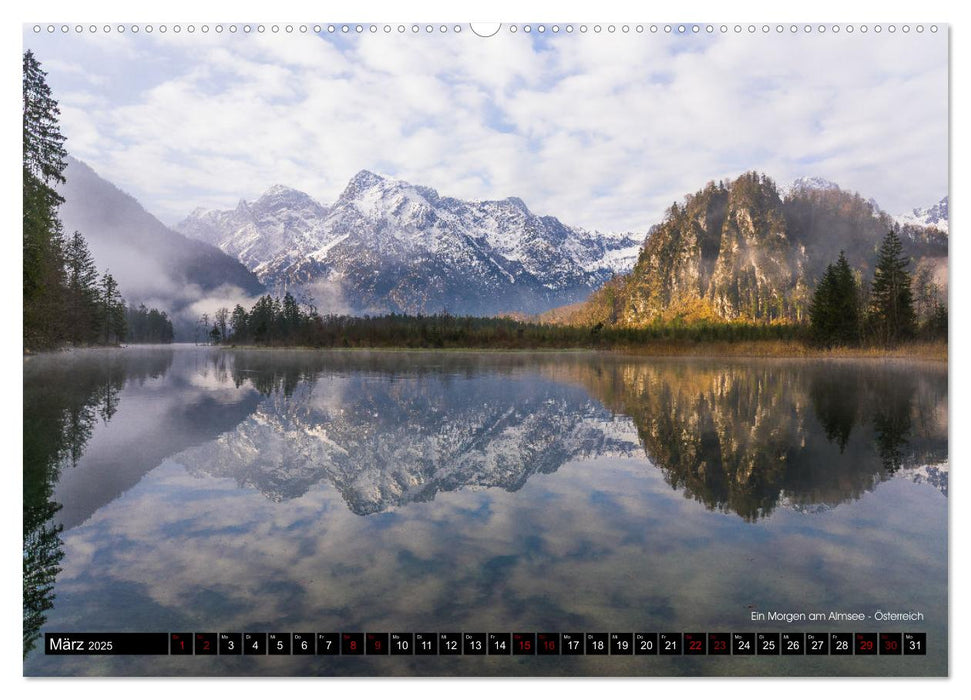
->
282, 292, 300, 339
23, 50, 69, 349
63, 230, 100, 344
99, 271, 126, 344
868, 229, 916, 346
230, 304, 249, 341
809, 251, 860, 347
809, 264, 837, 346
830, 251, 860, 344
125, 304, 174, 343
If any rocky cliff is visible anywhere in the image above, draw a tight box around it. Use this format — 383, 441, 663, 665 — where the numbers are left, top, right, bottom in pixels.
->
572, 172, 947, 325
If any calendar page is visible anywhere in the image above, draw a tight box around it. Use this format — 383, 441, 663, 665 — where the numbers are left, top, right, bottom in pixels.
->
22, 20, 948, 677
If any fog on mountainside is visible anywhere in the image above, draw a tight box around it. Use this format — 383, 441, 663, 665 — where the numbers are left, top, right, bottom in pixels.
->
56, 157, 266, 339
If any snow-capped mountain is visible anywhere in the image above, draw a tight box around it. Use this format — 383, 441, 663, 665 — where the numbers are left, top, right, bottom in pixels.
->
183, 184, 332, 274
897, 196, 949, 234
177, 171, 643, 316
788, 176, 842, 193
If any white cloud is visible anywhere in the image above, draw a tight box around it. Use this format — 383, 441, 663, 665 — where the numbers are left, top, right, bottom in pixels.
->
23, 27, 948, 232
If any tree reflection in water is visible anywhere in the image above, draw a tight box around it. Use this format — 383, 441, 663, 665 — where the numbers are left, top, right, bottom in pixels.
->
572, 359, 945, 521
22, 349, 173, 656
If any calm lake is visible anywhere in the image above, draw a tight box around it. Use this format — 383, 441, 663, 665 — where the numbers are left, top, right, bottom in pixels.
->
23, 346, 947, 676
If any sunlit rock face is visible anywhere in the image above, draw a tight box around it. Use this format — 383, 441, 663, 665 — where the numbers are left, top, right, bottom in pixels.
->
595, 172, 946, 325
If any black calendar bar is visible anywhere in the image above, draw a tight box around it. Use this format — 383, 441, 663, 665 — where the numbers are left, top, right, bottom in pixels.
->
45, 632, 929, 656
45, 633, 170, 655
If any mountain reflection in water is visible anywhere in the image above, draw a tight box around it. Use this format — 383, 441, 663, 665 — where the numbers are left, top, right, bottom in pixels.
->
174, 352, 948, 520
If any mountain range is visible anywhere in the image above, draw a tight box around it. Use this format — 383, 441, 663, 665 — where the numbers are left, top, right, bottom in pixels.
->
177, 171, 643, 316
61, 159, 947, 328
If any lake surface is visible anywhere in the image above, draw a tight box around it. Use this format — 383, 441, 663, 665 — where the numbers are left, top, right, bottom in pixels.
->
23, 346, 948, 676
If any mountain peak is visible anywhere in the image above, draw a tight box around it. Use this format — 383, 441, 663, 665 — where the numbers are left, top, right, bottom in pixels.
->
790, 176, 841, 193
504, 196, 530, 212
252, 184, 322, 212
263, 184, 300, 197
255, 184, 315, 203
349, 169, 386, 188
338, 169, 391, 203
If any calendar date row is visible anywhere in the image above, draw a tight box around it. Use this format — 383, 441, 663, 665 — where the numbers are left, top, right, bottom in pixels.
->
46, 632, 926, 656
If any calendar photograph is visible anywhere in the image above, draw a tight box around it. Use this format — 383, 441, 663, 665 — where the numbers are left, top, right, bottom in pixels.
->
22, 21, 948, 676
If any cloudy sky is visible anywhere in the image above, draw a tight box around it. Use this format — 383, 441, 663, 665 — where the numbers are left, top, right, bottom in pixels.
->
23, 24, 948, 233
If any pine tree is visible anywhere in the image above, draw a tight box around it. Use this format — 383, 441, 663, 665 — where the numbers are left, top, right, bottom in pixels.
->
830, 251, 860, 344
282, 292, 300, 339
23, 50, 69, 349
809, 251, 860, 347
809, 263, 837, 346
63, 231, 100, 344
23, 51, 67, 185
249, 295, 276, 342
230, 304, 248, 342
99, 271, 126, 344
869, 229, 916, 346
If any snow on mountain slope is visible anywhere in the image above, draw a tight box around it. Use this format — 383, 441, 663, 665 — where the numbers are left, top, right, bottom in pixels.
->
177, 171, 643, 316
897, 196, 949, 234
788, 176, 842, 193
178, 184, 332, 274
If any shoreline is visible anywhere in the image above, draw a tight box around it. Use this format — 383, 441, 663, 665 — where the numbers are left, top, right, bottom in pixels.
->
609, 339, 947, 362
24, 340, 948, 363
220, 339, 946, 362
79, 340, 945, 362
